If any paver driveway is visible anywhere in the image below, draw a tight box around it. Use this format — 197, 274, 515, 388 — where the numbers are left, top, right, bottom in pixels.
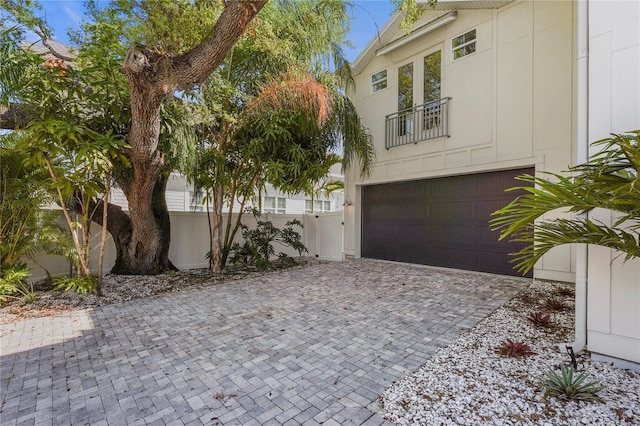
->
1, 259, 527, 425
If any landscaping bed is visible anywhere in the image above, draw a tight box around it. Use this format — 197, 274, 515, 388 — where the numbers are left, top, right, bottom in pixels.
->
0, 257, 319, 325
379, 280, 640, 425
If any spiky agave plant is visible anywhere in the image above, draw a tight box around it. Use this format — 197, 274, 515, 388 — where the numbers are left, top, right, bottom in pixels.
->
541, 365, 604, 402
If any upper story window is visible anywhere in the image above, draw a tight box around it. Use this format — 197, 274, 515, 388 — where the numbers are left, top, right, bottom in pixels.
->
305, 200, 331, 213
423, 50, 441, 103
263, 196, 286, 214
452, 29, 476, 60
371, 69, 388, 92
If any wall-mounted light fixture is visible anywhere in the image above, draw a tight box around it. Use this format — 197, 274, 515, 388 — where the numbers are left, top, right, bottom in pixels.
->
343, 197, 353, 206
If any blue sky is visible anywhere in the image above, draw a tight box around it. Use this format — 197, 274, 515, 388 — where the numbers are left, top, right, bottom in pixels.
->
34, 0, 396, 62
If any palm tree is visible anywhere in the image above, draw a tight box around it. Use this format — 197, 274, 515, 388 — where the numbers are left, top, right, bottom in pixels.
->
491, 131, 640, 275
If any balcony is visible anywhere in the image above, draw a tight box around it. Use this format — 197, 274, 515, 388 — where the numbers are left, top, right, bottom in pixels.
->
385, 97, 451, 149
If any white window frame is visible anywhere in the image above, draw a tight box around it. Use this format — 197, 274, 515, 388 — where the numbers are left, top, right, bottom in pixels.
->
305, 199, 331, 213
189, 190, 205, 212
451, 28, 477, 61
263, 196, 286, 214
371, 69, 388, 93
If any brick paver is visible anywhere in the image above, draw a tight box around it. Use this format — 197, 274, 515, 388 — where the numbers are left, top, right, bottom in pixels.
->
1, 259, 527, 425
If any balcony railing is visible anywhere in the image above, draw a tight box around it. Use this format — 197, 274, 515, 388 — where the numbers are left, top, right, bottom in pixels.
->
385, 97, 451, 149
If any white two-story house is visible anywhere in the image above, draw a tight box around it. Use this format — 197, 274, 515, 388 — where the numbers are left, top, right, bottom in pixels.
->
345, 0, 639, 369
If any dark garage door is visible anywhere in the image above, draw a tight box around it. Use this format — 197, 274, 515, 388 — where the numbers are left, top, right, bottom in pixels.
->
362, 168, 534, 277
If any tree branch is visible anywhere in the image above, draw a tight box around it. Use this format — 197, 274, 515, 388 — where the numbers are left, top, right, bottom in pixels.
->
172, 0, 268, 90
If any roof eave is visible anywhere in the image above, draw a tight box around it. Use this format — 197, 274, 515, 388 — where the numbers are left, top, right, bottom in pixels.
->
417, 0, 516, 10
351, 12, 404, 77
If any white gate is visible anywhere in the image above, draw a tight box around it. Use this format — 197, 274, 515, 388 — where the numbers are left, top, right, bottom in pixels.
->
304, 211, 343, 261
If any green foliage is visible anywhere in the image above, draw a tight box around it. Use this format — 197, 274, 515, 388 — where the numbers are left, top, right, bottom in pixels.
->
391, 0, 438, 31
1, 24, 130, 276
237, 71, 374, 192
0, 1, 49, 42
491, 131, 640, 274
191, 0, 374, 271
541, 365, 604, 402
0, 263, 34, 303
1, 134, 75, 270
494, 339, 535, 358
229, 214, 308, 271
81, 0, 223, 56
53, 274, 96, 294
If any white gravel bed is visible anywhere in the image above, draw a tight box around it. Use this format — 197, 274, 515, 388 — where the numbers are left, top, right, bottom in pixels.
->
379, 280, 640, 425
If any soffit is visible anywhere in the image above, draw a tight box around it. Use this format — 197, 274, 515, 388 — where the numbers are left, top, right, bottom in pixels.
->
418, 0, 516, 10
376, 11, 457, 57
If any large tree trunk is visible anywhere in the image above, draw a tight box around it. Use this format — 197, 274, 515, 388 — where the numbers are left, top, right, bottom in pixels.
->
113, 172, 175, 274
86, 173, 176, 275
113, 0, 266, 274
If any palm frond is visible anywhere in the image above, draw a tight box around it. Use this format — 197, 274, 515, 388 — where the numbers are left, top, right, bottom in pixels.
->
492, 131, 640, 275
508, 218, 640, 274
247, 72, 332, 128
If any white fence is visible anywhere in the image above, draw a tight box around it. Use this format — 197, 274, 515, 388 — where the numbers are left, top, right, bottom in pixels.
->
304, 211, 344, 261
27, 211, 344, 281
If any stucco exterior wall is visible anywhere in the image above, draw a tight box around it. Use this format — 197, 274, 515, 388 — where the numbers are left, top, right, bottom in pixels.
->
586, 0, 640, 366
27, 212, 342, 281
345, 0, 575, 281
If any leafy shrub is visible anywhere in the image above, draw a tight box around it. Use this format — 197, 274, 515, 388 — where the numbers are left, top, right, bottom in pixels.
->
495, 339, 535, 358
0, 263, 35, 303
53, 274, 96, 294
230, 215, 308, 271
541, 365, 604, 402
544, 297, 568, 312
527, 311, 553, 328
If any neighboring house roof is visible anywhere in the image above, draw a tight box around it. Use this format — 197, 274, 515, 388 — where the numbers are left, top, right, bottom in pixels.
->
20, 39, 76, 63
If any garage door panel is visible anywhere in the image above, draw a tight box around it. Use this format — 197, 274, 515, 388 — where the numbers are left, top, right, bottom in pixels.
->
428, 224, 478, 245
395, 204, 429, 222
430, 201, 474, 222
429, 246, 478, 269
361, 168, 534, 277
429, 177, 468, 197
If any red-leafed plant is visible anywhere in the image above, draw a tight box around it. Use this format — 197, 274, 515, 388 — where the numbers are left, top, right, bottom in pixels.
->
544, 297, 568, 312
527, 311, 554, 328
495, 339, 535, 358
555, 287, 575, 298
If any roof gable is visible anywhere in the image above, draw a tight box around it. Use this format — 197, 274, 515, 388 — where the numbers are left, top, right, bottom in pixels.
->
352, 0, 516, 76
